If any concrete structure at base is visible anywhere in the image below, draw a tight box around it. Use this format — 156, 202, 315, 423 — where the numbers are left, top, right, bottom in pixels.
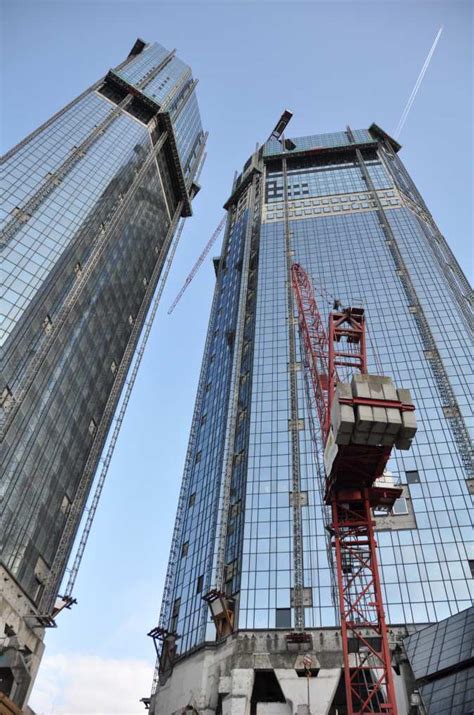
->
150, 628, 421, 714
0, 564, 45, 709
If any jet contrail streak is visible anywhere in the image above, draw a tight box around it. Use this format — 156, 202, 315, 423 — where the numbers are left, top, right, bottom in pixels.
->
395, 26, 443, 139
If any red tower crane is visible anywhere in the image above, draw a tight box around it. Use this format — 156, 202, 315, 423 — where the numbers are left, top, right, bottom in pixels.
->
291, 263, 417, 715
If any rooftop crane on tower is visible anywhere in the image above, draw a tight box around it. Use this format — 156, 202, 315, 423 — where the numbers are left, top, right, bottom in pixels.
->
167, 214, 227, 314
167, 110, 295, 314
291, 263, 417, 715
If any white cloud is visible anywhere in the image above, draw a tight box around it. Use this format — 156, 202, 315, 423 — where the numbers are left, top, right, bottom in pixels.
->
30, 653, 152, 715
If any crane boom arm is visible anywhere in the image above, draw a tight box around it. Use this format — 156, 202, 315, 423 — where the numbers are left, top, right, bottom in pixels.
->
168, 214, 227, 314
291, 263, 331, 438
168, 110, 293, 317
269, 109, 293, 141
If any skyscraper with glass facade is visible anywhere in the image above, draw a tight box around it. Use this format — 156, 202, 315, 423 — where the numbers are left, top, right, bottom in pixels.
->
0, 38, 205, 708
151, 122, 472, 714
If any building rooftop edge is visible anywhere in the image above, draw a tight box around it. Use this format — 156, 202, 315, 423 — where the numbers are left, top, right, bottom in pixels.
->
223, 122, 401, 210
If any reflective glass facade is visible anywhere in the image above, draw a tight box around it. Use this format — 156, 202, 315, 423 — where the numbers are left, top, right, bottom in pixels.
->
160, 125, 472, 660
1, 39, 205, 615
404, 605, 474, 714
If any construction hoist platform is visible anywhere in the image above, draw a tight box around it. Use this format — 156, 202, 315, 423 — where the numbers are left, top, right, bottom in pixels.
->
291, 262, 417, 715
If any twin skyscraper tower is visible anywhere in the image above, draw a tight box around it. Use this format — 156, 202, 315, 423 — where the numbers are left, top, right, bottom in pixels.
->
1, 39, 472, 714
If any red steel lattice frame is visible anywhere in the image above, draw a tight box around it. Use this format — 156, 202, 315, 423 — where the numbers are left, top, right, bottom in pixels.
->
332, 491, 397, 714
291, 263, 398, 715
327, 306, 367, 425
291, 263, 331, 437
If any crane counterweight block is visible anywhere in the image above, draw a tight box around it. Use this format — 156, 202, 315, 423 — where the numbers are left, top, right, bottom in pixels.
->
324, 442, 393, 502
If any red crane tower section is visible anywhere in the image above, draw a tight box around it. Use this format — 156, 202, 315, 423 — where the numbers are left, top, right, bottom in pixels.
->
291, 263, 416, 715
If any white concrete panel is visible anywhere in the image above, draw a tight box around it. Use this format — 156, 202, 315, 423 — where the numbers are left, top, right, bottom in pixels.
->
257, 704, 291, 714
274, 668, 341, 715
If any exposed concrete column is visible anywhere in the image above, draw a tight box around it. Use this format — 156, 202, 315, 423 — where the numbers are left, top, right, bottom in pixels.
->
196, 651, 220, 712
275, 668, 341, 715
393, 663, 414, 715
222, 669, 254, 715
0, 565, 46, 710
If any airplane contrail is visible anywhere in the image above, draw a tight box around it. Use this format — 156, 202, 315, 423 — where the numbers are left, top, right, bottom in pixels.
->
395, 26, 443, 139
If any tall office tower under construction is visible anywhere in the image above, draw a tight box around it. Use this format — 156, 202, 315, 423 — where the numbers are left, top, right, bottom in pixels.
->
1, 39, 205, 709
150, 118, 473, 714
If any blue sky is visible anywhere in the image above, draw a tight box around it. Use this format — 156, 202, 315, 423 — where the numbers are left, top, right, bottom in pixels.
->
2, 1, 472, 712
